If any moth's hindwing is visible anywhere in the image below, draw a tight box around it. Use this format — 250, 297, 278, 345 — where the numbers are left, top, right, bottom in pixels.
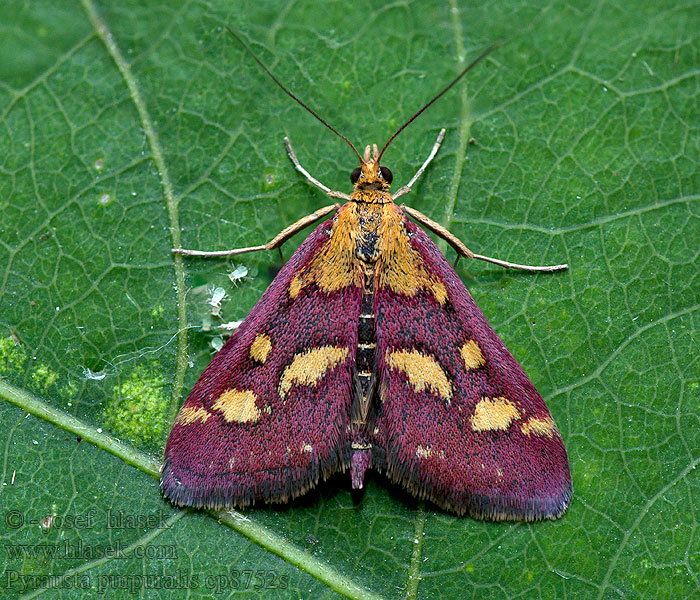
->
161, 218, 362, 509
371, 214, 572, 520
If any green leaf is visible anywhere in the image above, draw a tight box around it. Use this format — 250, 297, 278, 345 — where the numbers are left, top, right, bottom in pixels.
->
1, 0, 698, 598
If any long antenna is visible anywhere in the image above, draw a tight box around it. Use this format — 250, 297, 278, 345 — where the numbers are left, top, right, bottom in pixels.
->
226, 28, 363, 163
377, 42, 500, 162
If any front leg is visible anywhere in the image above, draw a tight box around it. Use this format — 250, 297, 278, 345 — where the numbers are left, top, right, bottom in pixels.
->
284, 137, 352, 202
392, 128, 446, 201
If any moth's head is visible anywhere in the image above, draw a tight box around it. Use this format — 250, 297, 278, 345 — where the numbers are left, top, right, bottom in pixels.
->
351, 144, 393, 191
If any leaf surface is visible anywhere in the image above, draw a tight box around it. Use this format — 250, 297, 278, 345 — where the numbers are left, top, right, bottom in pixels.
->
1, 1, 698, 598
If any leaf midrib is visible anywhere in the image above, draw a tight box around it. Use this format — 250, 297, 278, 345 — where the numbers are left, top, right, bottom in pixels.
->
80, 0, 189, 426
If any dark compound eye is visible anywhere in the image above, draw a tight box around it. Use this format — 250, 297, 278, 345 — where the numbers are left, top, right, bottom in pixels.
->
350, 167, 362, 184
379, 166, 393, 184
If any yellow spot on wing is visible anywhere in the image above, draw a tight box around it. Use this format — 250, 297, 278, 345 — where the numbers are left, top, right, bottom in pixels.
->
386, 349, 452, 400
175, 406, 211, 425
521, 417, 557, 438
289, 274, 303, 299
471, 397, 520, 431
289, 206, 360, 299
377, 205, 448, 304
213, 389, 260, 423
415, 445, 433, 459
250, 333, 272, 363
279, 346, 349, 399
461, 340, 485, 370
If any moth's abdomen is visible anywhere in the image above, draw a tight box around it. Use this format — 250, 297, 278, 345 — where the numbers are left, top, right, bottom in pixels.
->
355, 266, 377, 406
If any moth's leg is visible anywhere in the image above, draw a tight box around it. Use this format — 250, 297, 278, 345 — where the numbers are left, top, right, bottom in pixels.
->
172, 203, 339, 257
284, 137, 352, 201
401, 205, 568, 272
392, 128, 446, 201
